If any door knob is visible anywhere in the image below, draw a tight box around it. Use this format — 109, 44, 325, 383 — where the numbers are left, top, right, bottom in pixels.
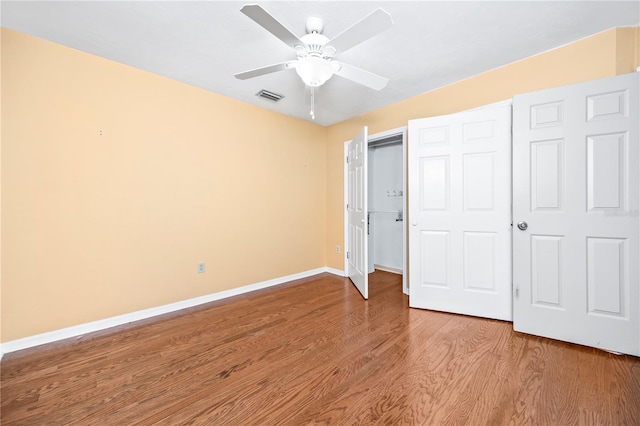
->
517, 221, 528, 231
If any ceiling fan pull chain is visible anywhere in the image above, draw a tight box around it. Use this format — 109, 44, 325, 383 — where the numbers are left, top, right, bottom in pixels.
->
310, 86, 315, 120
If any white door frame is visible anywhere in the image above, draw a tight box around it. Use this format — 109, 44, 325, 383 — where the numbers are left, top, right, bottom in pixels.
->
344, 126, 408, 295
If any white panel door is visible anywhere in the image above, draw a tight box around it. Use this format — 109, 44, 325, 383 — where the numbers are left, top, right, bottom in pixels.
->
408, 106, 512, 320
513, 72, 639, 356
347, 127, 368, 299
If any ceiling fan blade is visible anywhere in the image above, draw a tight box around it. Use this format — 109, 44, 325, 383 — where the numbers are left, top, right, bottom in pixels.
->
333, 62, 388, 91
240, 4, 304, 49
235, 61, 297, 80
325, 9, 393, 54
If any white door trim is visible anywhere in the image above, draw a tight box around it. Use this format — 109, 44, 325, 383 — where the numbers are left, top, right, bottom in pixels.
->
343, 142, 349, 274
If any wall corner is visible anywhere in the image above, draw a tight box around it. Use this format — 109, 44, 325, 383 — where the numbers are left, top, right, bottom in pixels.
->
615, 26, 640, 75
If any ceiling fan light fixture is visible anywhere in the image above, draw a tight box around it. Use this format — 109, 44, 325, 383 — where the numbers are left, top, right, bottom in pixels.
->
236, 4, 394, 121
295, 55, 334, 87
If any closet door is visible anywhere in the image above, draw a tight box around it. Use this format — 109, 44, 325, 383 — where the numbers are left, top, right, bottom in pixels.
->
513, 72, 639, 356
346, 127, 369, 299
408, 106, 512, 320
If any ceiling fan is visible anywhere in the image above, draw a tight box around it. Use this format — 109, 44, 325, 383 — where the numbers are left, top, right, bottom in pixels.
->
234, 4, 393, 118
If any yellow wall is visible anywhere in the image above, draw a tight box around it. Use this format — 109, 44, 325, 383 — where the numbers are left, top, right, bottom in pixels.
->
2, 25, 638, 343
1, 28, 327, 341
617, 27, 640, 74
325, 27, 640, 271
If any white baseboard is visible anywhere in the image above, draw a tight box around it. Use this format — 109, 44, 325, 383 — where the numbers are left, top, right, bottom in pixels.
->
1, 267, 337, 356
325, 267, 345, 277
374, 265, 403, 275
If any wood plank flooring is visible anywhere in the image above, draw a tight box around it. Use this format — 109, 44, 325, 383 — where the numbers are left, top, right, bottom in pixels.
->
2, 271, 639, 425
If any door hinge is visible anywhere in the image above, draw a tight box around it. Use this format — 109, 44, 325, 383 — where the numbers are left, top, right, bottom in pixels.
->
346, 156, 350, 164
346, 203, 350, 210
515, 286, 519, 298
346, 251, 350, 260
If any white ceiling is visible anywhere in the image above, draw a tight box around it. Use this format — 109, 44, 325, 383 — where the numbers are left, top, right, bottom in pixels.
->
2, 1, 639, 126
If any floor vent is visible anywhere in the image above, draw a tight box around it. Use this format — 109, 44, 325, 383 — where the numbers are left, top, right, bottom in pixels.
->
256, 89, 284, 102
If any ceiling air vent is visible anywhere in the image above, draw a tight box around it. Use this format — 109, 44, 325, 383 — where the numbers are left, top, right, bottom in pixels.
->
256, 89, 284, 102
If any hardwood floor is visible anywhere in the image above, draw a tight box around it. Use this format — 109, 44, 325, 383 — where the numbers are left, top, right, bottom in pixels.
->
2, 271, 639, 425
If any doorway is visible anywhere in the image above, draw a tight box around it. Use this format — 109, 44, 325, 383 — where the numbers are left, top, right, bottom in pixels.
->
344, 127, 408, 297
368, 133, 405, 276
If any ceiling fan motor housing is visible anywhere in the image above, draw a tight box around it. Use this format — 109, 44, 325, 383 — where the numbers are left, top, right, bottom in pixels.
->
299, 32, 332, 57
295, 27, 337, 86
305, 16, 324, 34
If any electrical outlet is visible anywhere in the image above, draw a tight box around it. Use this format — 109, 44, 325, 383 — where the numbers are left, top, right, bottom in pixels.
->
336, 245, 341, 253
197, 262, 205, 273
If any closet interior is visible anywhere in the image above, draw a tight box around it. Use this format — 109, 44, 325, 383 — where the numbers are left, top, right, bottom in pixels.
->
367, 134, 404, 275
